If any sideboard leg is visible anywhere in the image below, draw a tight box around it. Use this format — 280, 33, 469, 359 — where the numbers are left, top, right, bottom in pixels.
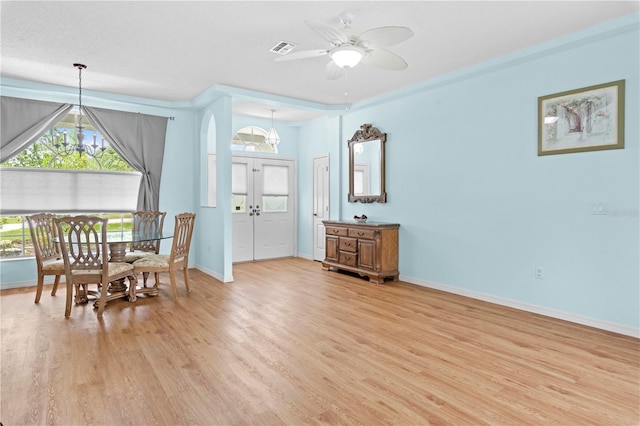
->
368, 275, 384, 284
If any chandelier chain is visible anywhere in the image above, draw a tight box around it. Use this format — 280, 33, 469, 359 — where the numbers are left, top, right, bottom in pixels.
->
78, 65, 82, 112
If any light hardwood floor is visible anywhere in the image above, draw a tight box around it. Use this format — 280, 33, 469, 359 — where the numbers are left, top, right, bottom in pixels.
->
1, 257, 638, 425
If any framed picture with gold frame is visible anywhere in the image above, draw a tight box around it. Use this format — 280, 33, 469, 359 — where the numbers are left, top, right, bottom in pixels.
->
538, 80, 625, 156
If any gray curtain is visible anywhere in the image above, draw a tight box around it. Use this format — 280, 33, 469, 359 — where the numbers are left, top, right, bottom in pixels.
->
84, 106, 168, 211
0, 96, 72, 162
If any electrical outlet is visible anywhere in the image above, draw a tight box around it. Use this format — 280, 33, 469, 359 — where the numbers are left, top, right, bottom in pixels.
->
591, 202, 607, 215
535, 266, 544, 279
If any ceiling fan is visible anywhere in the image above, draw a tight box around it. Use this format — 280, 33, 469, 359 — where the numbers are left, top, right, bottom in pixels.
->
275, 10, 414, 80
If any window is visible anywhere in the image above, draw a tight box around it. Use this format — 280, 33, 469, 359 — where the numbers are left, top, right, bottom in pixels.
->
0, 213, 133, 258
231, 126, 277, 153
262, 164, 289, 213
2, 109, 133, 171
0, 110, 141, 259
231, 162, 248, 213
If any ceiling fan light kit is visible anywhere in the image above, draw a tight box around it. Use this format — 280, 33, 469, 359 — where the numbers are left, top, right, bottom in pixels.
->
330, 46, 364, 68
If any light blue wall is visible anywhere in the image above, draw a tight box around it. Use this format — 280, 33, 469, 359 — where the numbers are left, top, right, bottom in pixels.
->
297, 14, 639, 329
195, 96, 233, 282
1, 14, 637, 332
296, 115, 342, 258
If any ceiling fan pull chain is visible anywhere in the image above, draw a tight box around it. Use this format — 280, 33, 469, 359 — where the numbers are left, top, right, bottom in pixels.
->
344, 68, 349, 106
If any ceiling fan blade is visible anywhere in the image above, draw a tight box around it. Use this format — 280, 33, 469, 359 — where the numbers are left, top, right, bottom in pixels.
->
361, 49, 408, 71
274, 49, 329, 62
306, 20, 349, 45
324, 60, 344, 80
357, 26, 414, 49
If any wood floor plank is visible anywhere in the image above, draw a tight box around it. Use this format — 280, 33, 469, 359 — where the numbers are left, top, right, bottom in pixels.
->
1, 257, 638, 425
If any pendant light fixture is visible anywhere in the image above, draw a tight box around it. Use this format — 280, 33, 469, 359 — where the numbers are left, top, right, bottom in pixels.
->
265, 109, 280, 146
51, 63, 107, 163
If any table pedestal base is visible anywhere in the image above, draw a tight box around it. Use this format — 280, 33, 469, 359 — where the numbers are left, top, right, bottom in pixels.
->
108, 241, 128, 263
108, 279, 127, 293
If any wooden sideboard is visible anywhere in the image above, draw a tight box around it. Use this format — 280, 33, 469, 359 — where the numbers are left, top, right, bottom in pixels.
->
321, 220, 399, 284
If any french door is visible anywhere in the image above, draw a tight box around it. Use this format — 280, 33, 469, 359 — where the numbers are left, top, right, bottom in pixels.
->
232, 156, 295, 262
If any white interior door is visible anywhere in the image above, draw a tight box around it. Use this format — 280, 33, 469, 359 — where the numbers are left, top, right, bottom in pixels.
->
312, 155, 329, 261
232, 156, 295, 262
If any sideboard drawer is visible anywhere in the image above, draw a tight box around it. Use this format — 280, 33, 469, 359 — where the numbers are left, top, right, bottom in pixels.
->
348, 228, 376, 240
339, 237, 357, 252
326, 226, 348, 237
339, 251, 358, 267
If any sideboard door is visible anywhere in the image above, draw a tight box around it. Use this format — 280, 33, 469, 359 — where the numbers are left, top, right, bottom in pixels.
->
325, 236, 339, 263
358, 239, 376, 270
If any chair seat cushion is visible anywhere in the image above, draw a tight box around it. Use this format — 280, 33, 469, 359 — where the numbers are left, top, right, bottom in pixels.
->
124, 251, 155, 263
132, 254, 170, 268
42, 259, 65, 272
71, 262, 135, 276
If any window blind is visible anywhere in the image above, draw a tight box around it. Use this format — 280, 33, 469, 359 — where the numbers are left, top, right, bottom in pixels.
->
232, 163, 248, 194
262, 165, 289, 196
0, 167, 142, 214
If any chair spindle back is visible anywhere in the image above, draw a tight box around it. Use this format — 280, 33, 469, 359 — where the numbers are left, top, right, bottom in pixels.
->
130, 210, 166, 253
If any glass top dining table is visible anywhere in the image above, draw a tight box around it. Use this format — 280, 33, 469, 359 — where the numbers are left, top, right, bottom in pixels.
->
54, 231, 173, 263
99, 231, 173, 262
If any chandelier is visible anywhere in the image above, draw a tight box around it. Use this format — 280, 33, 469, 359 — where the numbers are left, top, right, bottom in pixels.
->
52, 63, 106, 161
265, 109, 280, 146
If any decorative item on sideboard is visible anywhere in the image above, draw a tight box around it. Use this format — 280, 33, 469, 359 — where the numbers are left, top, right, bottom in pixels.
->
354, 214, 367, 223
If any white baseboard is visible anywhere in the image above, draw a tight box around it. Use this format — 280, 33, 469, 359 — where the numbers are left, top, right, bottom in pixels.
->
194, 265, 233, 283
399, 274, 639, 338
296, 253, 313, 261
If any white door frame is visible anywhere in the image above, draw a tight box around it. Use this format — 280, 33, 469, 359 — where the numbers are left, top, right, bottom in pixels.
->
312, 154, 330, 261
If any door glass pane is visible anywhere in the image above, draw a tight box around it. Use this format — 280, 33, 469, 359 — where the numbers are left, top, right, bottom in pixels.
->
263, 165, 288, 195
232, 163, 248, 194
262, 196, 288, 213
231, 195, 246, 213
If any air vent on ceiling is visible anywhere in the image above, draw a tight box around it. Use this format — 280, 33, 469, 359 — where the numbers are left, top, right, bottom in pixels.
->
270, 41, 297, 55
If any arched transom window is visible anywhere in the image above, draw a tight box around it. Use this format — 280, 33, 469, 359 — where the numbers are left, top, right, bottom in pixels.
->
231, 126, 277, 153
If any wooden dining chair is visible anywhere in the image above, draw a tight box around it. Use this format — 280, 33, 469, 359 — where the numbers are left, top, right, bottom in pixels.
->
132, 212, 196, 300
26, 213, 65, 303
54, 215, 138, 318
124, 210, 167, 263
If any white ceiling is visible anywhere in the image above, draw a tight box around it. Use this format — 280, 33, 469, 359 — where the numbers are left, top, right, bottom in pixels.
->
1, 1, 638, 122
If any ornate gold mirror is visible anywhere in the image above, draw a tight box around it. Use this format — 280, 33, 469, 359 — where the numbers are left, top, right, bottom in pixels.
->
348, 123, 387, 203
